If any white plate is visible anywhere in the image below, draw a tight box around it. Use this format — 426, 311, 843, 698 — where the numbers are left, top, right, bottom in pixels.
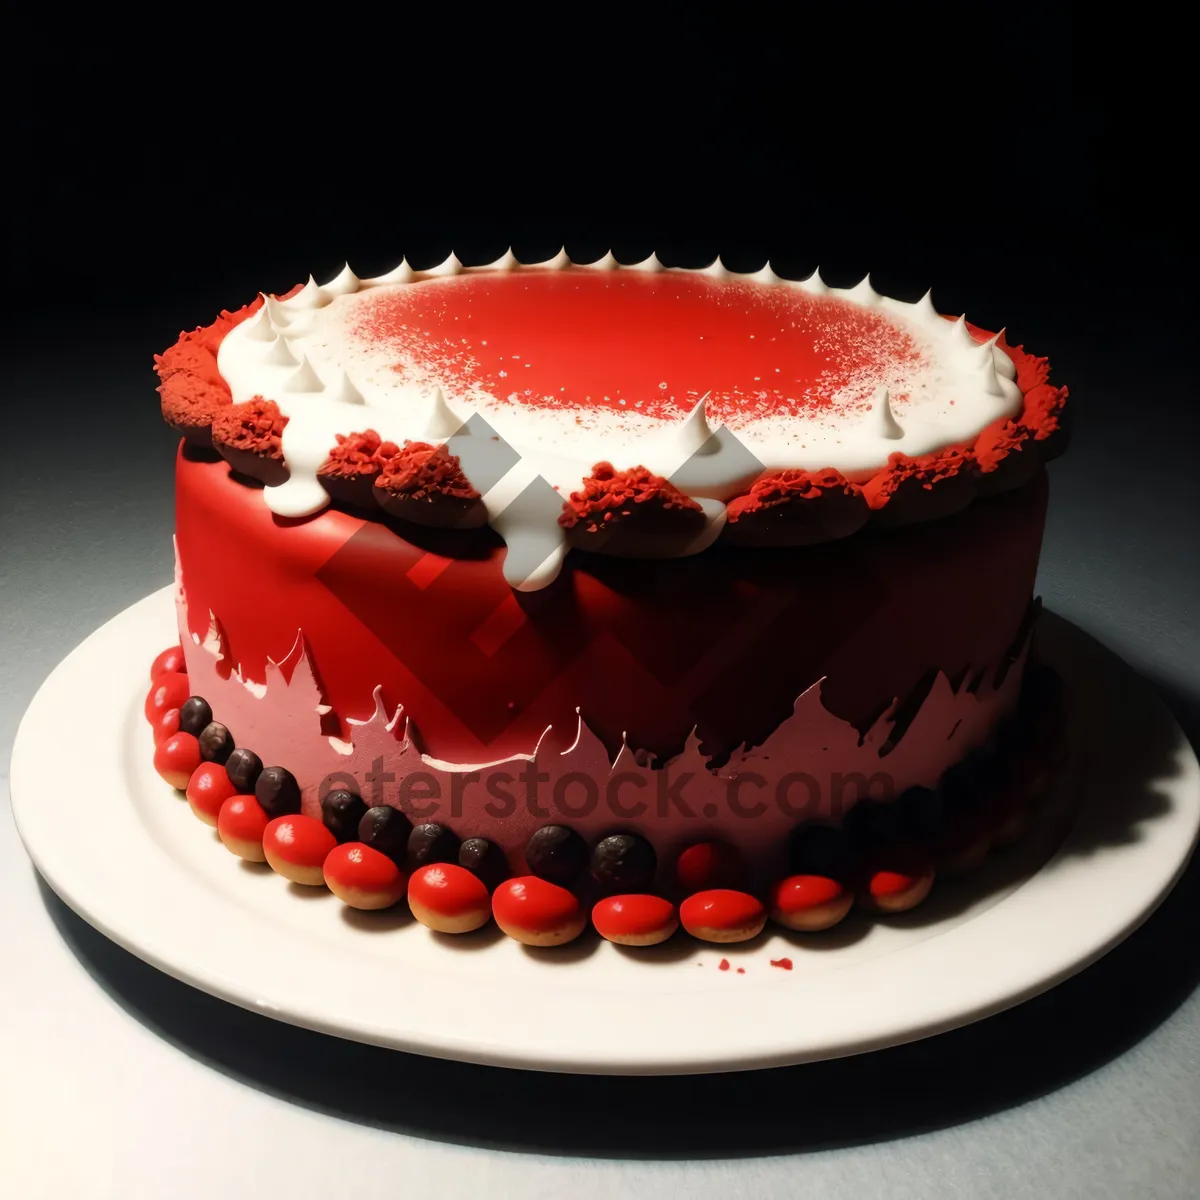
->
10, 589, 1200, 1074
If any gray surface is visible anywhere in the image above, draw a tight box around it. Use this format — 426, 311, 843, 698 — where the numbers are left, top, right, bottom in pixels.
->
1, 321, 1198, 1198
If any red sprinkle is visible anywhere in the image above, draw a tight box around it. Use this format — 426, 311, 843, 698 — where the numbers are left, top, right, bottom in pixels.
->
150, 645, 186, 680
770, 957, 794, 970
718, 958, 731, 971
408, 862, 490, 917
263, 815, 337, 868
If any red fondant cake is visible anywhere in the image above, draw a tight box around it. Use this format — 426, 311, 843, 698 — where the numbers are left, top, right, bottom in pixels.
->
151, 249, 1070, 947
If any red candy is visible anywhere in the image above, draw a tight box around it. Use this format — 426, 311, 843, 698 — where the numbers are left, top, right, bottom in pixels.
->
144, 672, 191, 724
679, 889, 766, 943
217, 794, 270, 861
153, 707, 181, 746
675, 841, 745, 894
491, 876, 585, 947
185, 762, 239, 827
325, 843, 407, 911
769, 874, 854, 932
150, 645, 186, 681
592, 894, 678, 946
933, 811, 992, 879
407, 862, 491, 932
153, 732, 202, 790
858, 843, 935, 913
263, 815, 337, 886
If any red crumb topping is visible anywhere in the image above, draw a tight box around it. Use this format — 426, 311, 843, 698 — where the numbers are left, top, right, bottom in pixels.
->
153, 339, 225, 387
559, 462, 703, 531
861, 445, 974, 511
375, 441, 480, 500
318, 429, 401, 479
159, 371, 232, 429
211, 397, 288, 456
725, 468, 862, 522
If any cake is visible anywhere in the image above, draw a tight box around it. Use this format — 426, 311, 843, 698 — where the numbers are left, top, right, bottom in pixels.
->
147, 249, 1070, 947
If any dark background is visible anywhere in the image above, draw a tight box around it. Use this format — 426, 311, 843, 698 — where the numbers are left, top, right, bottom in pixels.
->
5, 9, 1186, 353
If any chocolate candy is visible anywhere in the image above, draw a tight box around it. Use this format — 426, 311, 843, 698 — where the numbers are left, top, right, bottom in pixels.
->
225, 747, 264, 792
197, 721, 234, 765
321, 789, 367, 843
842, 799, 905, 848
407, 822, 459, 867
458, 836, 509, 891
589, 833, 657, 893
787, 823, 853, 881
178, 696, 213, 736
255, 766, 301, 817
357, 805, 412, 862
525, 824, 588, 886
896, 785, 948, 840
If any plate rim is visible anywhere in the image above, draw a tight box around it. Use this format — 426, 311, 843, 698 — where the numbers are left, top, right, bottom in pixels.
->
10, 587, 1200, 1075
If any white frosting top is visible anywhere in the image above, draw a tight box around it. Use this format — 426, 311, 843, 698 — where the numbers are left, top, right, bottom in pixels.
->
217, 250, 1020, 590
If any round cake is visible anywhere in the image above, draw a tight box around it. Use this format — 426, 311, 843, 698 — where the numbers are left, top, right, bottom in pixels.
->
150, 249, 1070, 944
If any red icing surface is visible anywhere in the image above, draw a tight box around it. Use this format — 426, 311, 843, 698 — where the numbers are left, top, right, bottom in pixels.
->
263, 815, 337, 867
591, 894, 678, 940
145, 673, 191, 724
352, 271, 922, 423
491, 876, 580, 933
680, 889, 765, 933
150, 645, 186, 680
770, 874, 847, 913
326, 843, 406, 894
175, 449, 1047, 764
